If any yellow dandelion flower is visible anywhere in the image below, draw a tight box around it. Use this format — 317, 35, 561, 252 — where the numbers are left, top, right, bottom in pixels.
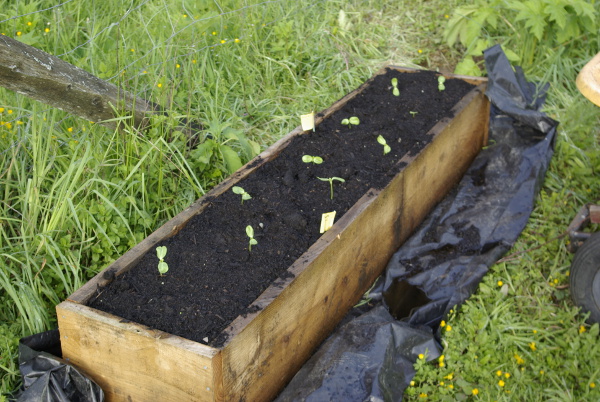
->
448, 384, 454, 389
143, 70, 147, 74
0, 108, 4, 113
27, 22, 32, 26
212, 31, 217, 35
176, 64, 181, 68
439, 362, 445, 368
418, 353, 424, 360
529, 342, 536, 351
540, 370, 544, 375
439, 381, 445, 386
192, 59, 197, 64
533, 329, 537, 334
472, 388, 479, 395
444, 14, 449, 18
7, 110, 12, 114
220, 39, 226, 44
439, 355, 445, 362
514, 354, 524, 365
553, 278, 559, 284
0, 121, 4, 126
67, 127, 73, 132
6, 122, 12, 129
410, 381, 415, 386
497, 280, 503, 286
445, 325, 452, 332
44, 28, 50, 33
16, 31, 22, 36
130, 48, 135, 52
498, 380, 505, 387
418, 49, 423, 54
440, 320, 446, 328
183, 14, 188, 18
580, 325, 586, 334
157, 83, 162, 88
419, 393, 427, 398
496, 370, 502, 376
234, 38, 240, 43
591, 383, 596, 389
445, 373, 454, 380
504, 373, 511, 378
17, 120, 23, 125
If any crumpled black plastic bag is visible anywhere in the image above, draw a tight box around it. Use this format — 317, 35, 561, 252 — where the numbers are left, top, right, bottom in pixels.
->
14, 330, 104, 402
276, 45, 558, 401
277, 306, 440, 402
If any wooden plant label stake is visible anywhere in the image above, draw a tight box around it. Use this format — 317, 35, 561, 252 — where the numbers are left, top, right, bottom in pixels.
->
300, 111, 315, 132
320, 211, 336, 233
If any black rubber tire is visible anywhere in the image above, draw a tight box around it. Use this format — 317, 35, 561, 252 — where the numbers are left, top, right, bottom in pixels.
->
570, 232, 600, 324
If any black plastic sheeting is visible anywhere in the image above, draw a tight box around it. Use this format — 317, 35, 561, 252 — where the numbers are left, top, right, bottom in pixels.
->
13, 330, 104, 402
276, 45, 558, 401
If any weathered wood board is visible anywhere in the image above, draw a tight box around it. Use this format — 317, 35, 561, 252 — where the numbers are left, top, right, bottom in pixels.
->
56, 66, 489, 402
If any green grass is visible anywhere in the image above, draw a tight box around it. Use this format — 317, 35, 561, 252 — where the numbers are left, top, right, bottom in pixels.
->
0, 0, 599, 399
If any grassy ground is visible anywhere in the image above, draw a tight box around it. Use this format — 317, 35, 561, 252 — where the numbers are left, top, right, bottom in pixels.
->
0, 0, 599, 399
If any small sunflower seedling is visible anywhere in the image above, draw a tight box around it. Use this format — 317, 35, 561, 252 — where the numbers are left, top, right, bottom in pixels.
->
317, 176, 345, 199
232, 186, 251, 204
246, 225, 258, 251
391, 77, 399, 96
377, 135, 391, 155
156, 246, 169, 276
302, 155, 323, 164
409, 111, 418, 118
438, 76, 446, 91
341, 116, 360, 128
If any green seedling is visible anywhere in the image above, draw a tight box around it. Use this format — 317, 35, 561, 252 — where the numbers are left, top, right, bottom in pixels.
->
438, 75, 446, 91
156, 246, 169, 275
377, 135, 391, 155
317, 176, 345, 199
341, 116, 360, 128
232, 186, 251, 204
391, 77, 399, 96
409, 111, 418, 118
246, 225, 258, 251
302, 155, 323, 164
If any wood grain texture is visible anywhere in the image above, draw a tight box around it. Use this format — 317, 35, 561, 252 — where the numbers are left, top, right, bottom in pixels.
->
57, 301, 221, 401
0, 35, 156, 129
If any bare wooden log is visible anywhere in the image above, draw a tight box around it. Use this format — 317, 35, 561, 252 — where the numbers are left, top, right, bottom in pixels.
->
0, 35, 157, 130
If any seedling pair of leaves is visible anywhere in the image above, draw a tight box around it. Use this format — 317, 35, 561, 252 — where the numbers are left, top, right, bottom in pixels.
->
391, 78, 400, 96
341, 116, 360, 128
377, 135, 391, 155
156, 246, 169, 275
318, 176, 345, 199
246, 225, 258, 251
232, 186, 251, 203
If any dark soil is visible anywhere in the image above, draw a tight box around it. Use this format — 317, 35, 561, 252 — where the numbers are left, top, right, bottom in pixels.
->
88, 69, 476, 347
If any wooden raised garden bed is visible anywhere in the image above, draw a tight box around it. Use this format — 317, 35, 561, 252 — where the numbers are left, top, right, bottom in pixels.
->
56, 66, 489, 401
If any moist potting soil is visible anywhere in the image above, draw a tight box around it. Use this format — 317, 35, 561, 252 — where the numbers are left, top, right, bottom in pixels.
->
88, 69, 476, 347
